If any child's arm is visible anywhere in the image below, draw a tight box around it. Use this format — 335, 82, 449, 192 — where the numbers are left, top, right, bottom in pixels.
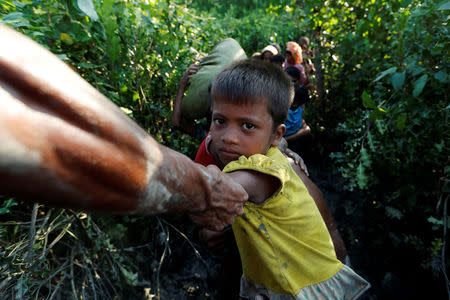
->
225, 170, 280, 204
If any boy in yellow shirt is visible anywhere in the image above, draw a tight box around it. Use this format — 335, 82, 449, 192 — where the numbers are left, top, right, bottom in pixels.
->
209, 59, 370, 299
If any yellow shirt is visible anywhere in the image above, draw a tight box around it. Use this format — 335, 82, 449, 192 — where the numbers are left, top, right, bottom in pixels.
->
223, 147, 343, 296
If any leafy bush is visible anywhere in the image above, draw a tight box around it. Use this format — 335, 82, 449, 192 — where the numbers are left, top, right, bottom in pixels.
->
297, 0, 449, 296
1, 0, 449, 298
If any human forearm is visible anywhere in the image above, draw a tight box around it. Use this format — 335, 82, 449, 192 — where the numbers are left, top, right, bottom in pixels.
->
172, 81, 186, 127
171, 64, 198, 133
285, 123, 310, 142
0, 25, 246, 229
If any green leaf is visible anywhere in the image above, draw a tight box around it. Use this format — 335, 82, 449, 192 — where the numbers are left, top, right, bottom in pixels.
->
386, 206, 403, 220
412, 74, 428, 97
362, 91, 376, 109
434, 70, 448, 83
437, 2, 450, 10
360, 146, 371, 168
373, 67, 397, 82
428, 216, 450, 228
411, 66, 425, 77
76, 62, 101, 69
357, 163, 368, 190
391, 71, 405, 90
77, 0, 99, 21
396, 114, 407, 131
132, 92, 140, 102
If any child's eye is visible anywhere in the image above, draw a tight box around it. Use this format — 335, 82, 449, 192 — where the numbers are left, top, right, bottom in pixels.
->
214, 118, 225, 125
243, 123, 255, 130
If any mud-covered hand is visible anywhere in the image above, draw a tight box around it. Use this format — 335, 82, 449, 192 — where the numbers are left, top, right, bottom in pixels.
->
189, 165, 247, 231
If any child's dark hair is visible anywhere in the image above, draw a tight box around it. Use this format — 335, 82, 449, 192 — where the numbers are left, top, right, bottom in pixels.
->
269, 54, 284, 65
293, 83, 309, 106
285, 66, 300, 82
211, 59, 293, 129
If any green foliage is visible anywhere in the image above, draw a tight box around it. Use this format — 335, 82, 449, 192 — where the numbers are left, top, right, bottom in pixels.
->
1, 0, 449, 297
0, 197, 17, 215
0, 0, 305, 298
299, 0, 449, 294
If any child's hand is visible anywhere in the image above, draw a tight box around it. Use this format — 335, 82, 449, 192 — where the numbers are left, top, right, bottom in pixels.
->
285, 149, 309, 176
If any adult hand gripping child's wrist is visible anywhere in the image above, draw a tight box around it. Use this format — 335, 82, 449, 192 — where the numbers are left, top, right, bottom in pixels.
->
189, 164, 247, 231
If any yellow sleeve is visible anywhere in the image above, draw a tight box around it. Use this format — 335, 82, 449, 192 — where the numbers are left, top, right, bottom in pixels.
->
222, 148, 290, 190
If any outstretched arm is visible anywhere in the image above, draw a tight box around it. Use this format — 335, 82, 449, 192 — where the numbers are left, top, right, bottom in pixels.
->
0, 25, 246, 231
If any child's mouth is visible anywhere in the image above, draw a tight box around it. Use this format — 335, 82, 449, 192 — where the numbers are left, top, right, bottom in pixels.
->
219, 149, 241, 162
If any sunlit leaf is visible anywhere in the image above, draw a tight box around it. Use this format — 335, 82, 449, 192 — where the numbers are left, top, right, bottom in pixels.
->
60, 32, 73, 45
77, 0, 99, 21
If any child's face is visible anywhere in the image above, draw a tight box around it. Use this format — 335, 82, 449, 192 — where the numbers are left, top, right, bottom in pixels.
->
210, 98, 285, 169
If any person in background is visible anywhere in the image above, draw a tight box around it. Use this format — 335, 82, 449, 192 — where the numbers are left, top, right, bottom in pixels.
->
299, 36, 315, 77
270, 42, 281, 55
284, 41, 307, 85
260, 44, 279, 61
251, 52, 261, 59
285, 65, 302, 84
172, 63, 207, 138
299, 36, 314, 61
284, 83, 311, 147
269, 54, 284, 69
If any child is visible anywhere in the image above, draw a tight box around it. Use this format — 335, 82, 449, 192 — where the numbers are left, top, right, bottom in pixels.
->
284, 83, 311, 143
206, 59, 369, 299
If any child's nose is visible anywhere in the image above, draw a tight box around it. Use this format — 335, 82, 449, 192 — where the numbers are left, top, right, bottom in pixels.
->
222, 128, 239, 145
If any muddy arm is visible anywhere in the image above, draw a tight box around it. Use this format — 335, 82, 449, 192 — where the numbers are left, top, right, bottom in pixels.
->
0, 25, 246, 230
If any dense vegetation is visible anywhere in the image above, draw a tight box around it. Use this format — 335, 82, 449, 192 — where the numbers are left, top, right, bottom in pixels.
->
0, 0, 448, 298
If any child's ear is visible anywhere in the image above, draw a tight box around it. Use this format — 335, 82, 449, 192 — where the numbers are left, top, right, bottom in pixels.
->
271, 124, 286, 147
